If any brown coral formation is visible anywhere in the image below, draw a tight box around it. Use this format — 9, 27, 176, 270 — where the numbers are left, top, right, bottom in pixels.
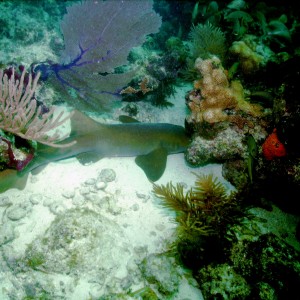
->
186, 56, 263, 130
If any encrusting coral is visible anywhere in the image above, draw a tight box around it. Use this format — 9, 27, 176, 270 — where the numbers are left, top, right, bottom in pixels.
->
186, 56, 264, 129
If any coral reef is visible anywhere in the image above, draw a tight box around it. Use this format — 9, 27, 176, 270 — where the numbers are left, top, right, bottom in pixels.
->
153, 173, 245, 269
31, 0, 162, 112
1, 1, 299, 299
261, 128, 287, 160
193, 211, 300, 300
188, 23, 226, 61
0, 67, 74, 148
197, 263, 251, 299
121, 34, 188, 107
186, 56, 263, 128
185, 22, 226, 80
185, 127, 247, 166
230, 233, 300, 299
229, 38, 265, 75
184, 55, 267, 166
0, 0, 65, 66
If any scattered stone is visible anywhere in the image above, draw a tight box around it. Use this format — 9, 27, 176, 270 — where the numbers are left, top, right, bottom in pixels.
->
0, 223, 16, 245
88, 185, 98, 193
62, 189, 76, 199
131, 203, 139, 211
48, 202, 66, 215
0, 196, 11, 207
136, 192, 149, 202
43, 197, 54, 207
134, 246, 148, 255
84, 178, 96, 185
79, 187, 90, 196
72, 196, 86, 207
7, 206, 27, 221
29, 194, 43, 205
30, 175, 39, 183
106, 196, 122, 215
95, 180, 107, 190
85, 190, 107, 205
98, 168, 116, 182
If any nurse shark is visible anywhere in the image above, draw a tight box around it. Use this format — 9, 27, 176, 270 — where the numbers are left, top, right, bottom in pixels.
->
0, 110, 190, 193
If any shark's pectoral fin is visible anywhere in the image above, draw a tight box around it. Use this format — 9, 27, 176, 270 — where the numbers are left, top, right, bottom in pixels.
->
76, 152, 104, 165
135, 148, 168, 182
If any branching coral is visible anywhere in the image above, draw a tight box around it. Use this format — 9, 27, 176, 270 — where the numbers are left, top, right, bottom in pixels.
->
186, 56, 263, 129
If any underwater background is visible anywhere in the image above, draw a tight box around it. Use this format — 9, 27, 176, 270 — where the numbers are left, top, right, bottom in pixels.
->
1, 0, 300, 299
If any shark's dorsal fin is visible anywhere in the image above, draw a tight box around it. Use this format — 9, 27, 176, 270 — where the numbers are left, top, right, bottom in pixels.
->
70, 110, 104, 136
118, 115, 140, 123
135, 147, 168, 182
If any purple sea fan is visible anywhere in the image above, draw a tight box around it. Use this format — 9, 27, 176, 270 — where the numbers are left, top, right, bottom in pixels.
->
33, 0, 161, 111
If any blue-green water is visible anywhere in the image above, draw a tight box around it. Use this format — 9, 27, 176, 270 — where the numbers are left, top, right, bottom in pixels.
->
1, 1, 300, 299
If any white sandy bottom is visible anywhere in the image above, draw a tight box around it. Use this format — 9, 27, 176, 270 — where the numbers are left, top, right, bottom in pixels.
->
0, 153, 232, 299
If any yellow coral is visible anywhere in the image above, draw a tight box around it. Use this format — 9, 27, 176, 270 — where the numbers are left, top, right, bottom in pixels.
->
187, 56, 263, 126
231, 80, 262, 117
229, 40, 264, 74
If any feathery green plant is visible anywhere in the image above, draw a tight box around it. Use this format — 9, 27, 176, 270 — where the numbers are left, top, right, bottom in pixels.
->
153, 173, 242, 240
153, 173, 245, 267
184, 22, 226, 81
188, 23, 226, 61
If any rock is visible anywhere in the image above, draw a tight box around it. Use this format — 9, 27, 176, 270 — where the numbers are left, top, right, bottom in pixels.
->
98, 169, 116, 182
7, 206, 27, 221
140, 253, 181, 296
61, 189, 75, 199
24, 208, 131, 279
0, 223, 16, 245
0, 196, 11, 207
197, 263, 251, 299
29, 194, 43, 205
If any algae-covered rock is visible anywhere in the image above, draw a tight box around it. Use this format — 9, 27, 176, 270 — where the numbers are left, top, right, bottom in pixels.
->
98, 286, 159, 300
230, 233, 300, 298
139, 253, 181, 296
24, 208, 131, 278
197, 263, 251, 300
185, 127, 246, 166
